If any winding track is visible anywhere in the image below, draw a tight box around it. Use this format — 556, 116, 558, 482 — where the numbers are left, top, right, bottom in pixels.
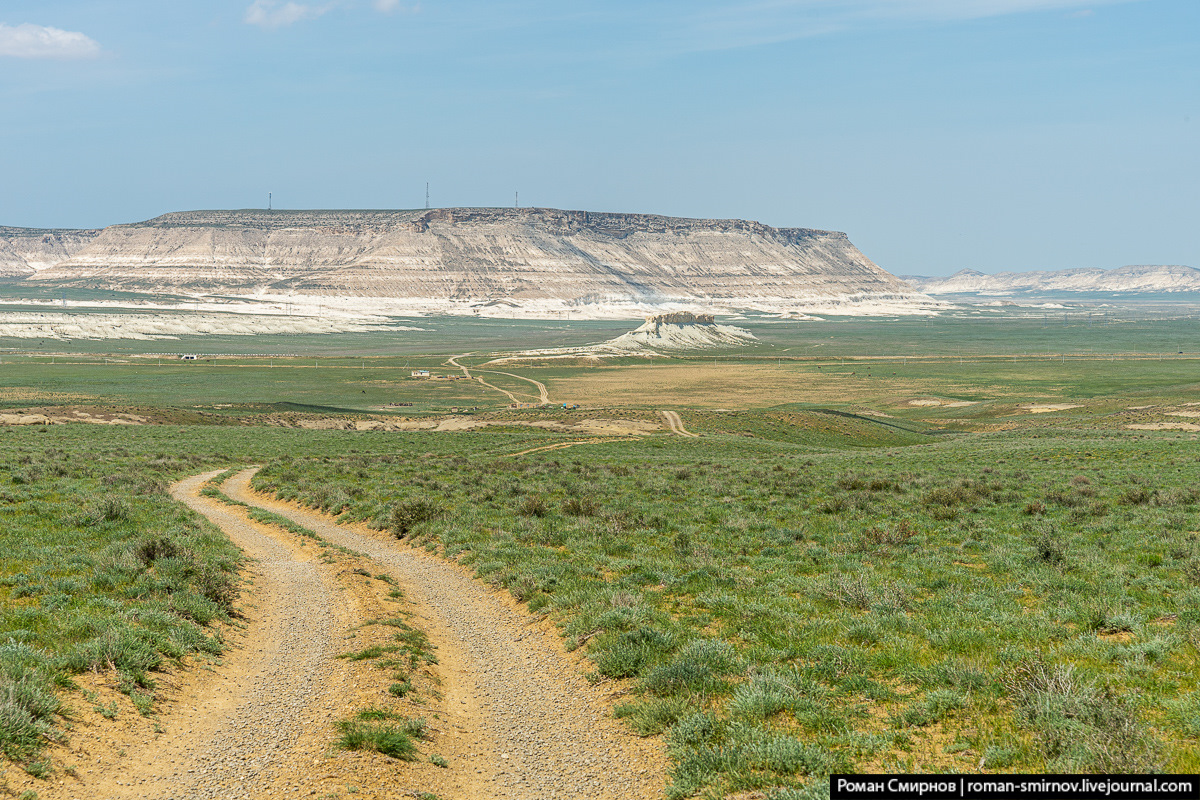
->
659, 409, 698, 437
447, 353, 549, 405
92, 470, 351, 799
476, 369, 551, 404
166, 468, 664, 800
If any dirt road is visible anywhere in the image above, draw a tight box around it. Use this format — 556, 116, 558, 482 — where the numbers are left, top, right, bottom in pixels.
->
448, 353, 546, 405
477, 369, 551, 404
445, 353, 472, 378
659, 409, 698, 437
221, 468, 664, 799
35, 469, 665, 799
55, 470, 356, 800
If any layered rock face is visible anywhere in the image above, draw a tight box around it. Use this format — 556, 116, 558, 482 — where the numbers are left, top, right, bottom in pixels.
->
907, 265, 1200, 294
22, 208, 928, 314
0, 226, 101, 276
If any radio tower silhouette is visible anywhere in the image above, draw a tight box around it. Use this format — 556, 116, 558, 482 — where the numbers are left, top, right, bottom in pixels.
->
425, 183, 430, 210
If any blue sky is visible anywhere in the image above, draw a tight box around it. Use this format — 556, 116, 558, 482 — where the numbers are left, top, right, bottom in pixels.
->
1, 0, 1195, 275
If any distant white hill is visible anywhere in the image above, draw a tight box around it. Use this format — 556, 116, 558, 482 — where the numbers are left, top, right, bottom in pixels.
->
488, 312, 757, 362
903, 265, 1200, 294
601, 312, 756, 353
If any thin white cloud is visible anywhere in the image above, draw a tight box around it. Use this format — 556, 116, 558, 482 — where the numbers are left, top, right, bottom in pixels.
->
372, 0, 420, 14
672, 0, 1140, 53
0, 23, 101, 59
850, 0, 1127, 21
244, 0, 332, 28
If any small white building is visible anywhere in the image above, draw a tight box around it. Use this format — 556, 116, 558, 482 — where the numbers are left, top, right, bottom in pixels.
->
411, 369, 430, 378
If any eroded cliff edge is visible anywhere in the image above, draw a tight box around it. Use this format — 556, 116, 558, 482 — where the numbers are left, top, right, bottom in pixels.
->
11, 208, 933, 316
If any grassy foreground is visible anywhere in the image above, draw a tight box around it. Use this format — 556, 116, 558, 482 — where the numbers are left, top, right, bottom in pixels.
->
0, 434, 238, 774
251, 421, 1200, 796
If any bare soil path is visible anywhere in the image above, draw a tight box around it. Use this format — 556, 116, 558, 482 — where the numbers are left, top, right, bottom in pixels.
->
221, 468, 665, 800
444, 353, 472, 378
34, 469, 664, 800
65, 469, 355, 800
475, 369, 551, 404
659, 409, 698, 437
447, 353, 542, 405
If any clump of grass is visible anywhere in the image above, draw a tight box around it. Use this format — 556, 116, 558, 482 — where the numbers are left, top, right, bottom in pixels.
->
334, 720, 418, 760
1004, 658, 1162, 772
890, 688, 967, 728
615, 697, 692, 736
640, 639, 739, 697
356, 707, 403, 721
593, 627, 677, 679
0, 644, 62, 762
340, 645, 389, 662
517, 495, 549, 518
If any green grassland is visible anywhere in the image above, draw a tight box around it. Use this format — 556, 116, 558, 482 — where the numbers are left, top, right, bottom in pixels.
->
250, 425, 1200, 796
1, 311, 1199, 796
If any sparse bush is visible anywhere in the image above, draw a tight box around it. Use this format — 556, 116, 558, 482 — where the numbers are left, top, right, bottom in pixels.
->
389, 499, 443, 537
858, 519, 917, 548
562, 496, 600, 516
133, 535, 179, 566
1004, 658, 1162, 772
517, 495, 549, 518
193, 563, 238, 613
1031, 528, 1067, 566
1118, 486, 1155, 506
823, 574, 909, 612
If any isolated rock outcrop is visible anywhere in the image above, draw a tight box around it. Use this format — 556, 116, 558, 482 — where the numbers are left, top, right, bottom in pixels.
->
604, 312, 757, 352
16, 207, 932, 316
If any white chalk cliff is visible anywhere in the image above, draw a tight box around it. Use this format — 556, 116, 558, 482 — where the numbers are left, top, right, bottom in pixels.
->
7, 208, 932, 317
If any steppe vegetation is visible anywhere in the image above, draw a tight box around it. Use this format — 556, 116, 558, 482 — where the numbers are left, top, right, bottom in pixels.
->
1, 309, 1199, 798
0, 432, 237, 772
252, 423, 1200, 795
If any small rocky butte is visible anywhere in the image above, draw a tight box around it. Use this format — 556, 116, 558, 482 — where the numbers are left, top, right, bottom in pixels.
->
0, 208, 931, 317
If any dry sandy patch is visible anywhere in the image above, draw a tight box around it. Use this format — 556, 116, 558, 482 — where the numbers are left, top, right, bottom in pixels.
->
1126, 423, 1200, 431
907, 399, 975, 408
1018, 404, 1082, 413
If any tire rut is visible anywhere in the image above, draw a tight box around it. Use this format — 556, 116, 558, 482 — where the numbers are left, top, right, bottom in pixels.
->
102, 470, 347, 799
222, 468, 666, 800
